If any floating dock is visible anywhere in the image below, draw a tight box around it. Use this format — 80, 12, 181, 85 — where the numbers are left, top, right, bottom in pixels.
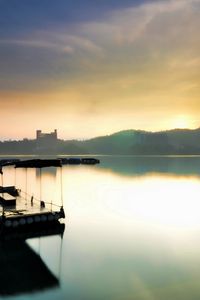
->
0, 159, 66, 297
1, 208, 65, 229
0, 159, 65, 234
60, 157, 100, 165
0, 186, 65, 230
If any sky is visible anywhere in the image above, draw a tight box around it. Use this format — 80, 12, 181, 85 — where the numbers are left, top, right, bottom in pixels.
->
0, 0, 200, 140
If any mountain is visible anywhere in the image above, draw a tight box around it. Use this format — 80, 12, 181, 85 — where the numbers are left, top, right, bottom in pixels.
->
1, 128, 200, 155
77, 128, 200, 155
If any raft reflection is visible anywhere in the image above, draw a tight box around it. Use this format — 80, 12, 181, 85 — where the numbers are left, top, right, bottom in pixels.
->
0, 223, 65, 296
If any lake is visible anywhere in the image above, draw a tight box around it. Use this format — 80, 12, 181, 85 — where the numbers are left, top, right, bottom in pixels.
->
2, 155, 200, 300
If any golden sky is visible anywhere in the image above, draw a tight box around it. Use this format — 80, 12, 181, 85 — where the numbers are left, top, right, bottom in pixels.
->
0, 0, 200, 140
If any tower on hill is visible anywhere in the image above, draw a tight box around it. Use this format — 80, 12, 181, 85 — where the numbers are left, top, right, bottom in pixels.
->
36, 129, 58, 150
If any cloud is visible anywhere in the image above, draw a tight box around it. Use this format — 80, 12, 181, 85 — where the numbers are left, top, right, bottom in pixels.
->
0, 0, 200, 137
1, 0, 199, 79
0, 32, 104, 55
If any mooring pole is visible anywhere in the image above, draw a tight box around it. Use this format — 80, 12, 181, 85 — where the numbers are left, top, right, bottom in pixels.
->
25, 168, 27, 205
39, 168, 42, 201
60, 166, 63, 208
1, 173, 3, 188
14, 168, 16, 187
58, 235, 63, 280
0, 161, 4, 216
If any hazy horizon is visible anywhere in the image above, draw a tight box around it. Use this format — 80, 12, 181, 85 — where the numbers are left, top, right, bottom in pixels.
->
1, 125, 200, 142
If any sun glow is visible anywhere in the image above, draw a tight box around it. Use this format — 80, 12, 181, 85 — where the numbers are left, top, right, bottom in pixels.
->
171, 115, 193, 129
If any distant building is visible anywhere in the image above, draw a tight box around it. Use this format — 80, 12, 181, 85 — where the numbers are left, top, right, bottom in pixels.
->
36, 129, 58, 142
36, 130, 58, 150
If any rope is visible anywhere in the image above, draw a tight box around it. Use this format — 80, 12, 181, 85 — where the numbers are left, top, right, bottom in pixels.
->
20, 190, 62, 208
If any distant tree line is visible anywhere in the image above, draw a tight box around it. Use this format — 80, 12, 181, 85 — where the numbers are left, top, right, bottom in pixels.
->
0, 128, 200, 155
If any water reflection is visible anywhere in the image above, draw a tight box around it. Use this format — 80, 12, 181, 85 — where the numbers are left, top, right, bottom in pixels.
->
99, 156, 200, 177
0, 223, 64, 297
0, 240, 58, 296
2, 156, 200, 299
36, 167, 57, 178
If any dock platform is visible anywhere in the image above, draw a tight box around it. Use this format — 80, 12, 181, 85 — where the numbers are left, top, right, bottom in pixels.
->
0, 193, 16, 207
0, 187, 65, 230
0, 159, 66, 235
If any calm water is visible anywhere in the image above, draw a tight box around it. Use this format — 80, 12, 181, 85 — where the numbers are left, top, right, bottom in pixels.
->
2, 156, 200, 300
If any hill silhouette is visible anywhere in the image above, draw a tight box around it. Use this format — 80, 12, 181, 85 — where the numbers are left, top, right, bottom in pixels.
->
1, 128, 200, 155
79, 128, 200, 155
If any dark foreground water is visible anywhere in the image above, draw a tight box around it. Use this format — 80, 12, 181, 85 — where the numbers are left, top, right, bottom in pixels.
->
2, 156, 200, 300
